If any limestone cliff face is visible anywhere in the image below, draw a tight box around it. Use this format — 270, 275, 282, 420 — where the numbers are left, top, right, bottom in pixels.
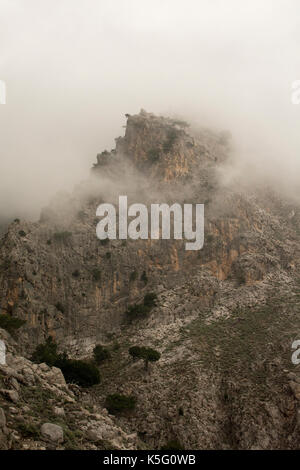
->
1, 110, 300, 449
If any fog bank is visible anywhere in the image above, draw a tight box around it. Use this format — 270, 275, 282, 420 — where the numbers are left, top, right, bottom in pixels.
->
0, 0, 300, 222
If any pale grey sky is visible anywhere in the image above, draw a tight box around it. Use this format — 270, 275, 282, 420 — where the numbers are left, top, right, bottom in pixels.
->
0, 0, 300, 219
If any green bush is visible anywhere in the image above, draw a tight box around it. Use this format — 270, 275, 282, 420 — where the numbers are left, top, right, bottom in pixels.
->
57, 357, 101, 387
31, 336, 59, 367
105, 394, 136, 415
17, 422, 40, 439
143, 292, 157, 308
31, 337, 101, 387
18, 230, 26, 237
128, 346, 143, 360
93, 344, 111, 364
125, 292, 157, 322
125, 303, 150, 322
0, 314, 26, 336
31, 337, 57, 366
128, 346, 161, 370
55, 302, 65, 314
72, 270, 80, 278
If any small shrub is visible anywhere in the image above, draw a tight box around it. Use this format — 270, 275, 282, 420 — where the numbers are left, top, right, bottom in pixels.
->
105, 394, 136, 415
125, 304, 149, 322
55, 302, 65, 314
129, 270, 138, 282
17, 422, 40, 439
105, 252, 111, 260
31, 336, 59, 367
141, 271, 148, 284
147, 148, 160, 163
72, 270, 80, 278
143, 292, 157, 308
0, 314, 26, 336
125, 292, 157, 322
92, 268, 101, 282
163, 128, 178, 153
93, 344, 111, 364
18, 230, 26, 237
100, 238, 109, 246
53, 231, 72, 243
161, 439, 185, 450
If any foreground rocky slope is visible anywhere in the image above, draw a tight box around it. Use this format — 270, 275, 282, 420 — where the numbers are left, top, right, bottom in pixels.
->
1, 110, 300, 449
0, 328, 138, 450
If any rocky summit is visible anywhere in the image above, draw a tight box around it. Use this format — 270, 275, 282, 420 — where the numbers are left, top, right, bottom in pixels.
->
1, 110, 300, 450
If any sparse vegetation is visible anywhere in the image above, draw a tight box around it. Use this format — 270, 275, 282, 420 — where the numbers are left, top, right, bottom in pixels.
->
17, 422, 40, 440
93, 344, 111, 364
77, 210, 86, 222
129, 270, 138, 282
92, 268, 101, 282
141, 271, 148, 284
147, 148, 160, 163
161, 439, 184, 450
143, 292, 157, 308
31, 337, 101, 387
55, 302, 65, 314
53, 231, 72, 243
105, 394, 136, 415
31, 336, 59, 366
0, 314, 26, 336
125, 293, 157, 322
163, 128, 179, 153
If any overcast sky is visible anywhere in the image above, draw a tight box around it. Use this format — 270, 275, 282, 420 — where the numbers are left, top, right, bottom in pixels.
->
0, 0, 300, 219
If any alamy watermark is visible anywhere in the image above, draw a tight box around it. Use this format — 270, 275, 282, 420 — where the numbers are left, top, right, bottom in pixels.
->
0, 340, 6, 365
0, 80, 6, 104
96, 196, 204, 250
291, 339, 300, 365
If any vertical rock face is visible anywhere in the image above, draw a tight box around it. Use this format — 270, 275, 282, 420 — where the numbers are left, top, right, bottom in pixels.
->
0, 110, 300, 449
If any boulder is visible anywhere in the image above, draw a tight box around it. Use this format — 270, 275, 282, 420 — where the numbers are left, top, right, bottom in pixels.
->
41, 423, 64, 443
53, 406, 65, 417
